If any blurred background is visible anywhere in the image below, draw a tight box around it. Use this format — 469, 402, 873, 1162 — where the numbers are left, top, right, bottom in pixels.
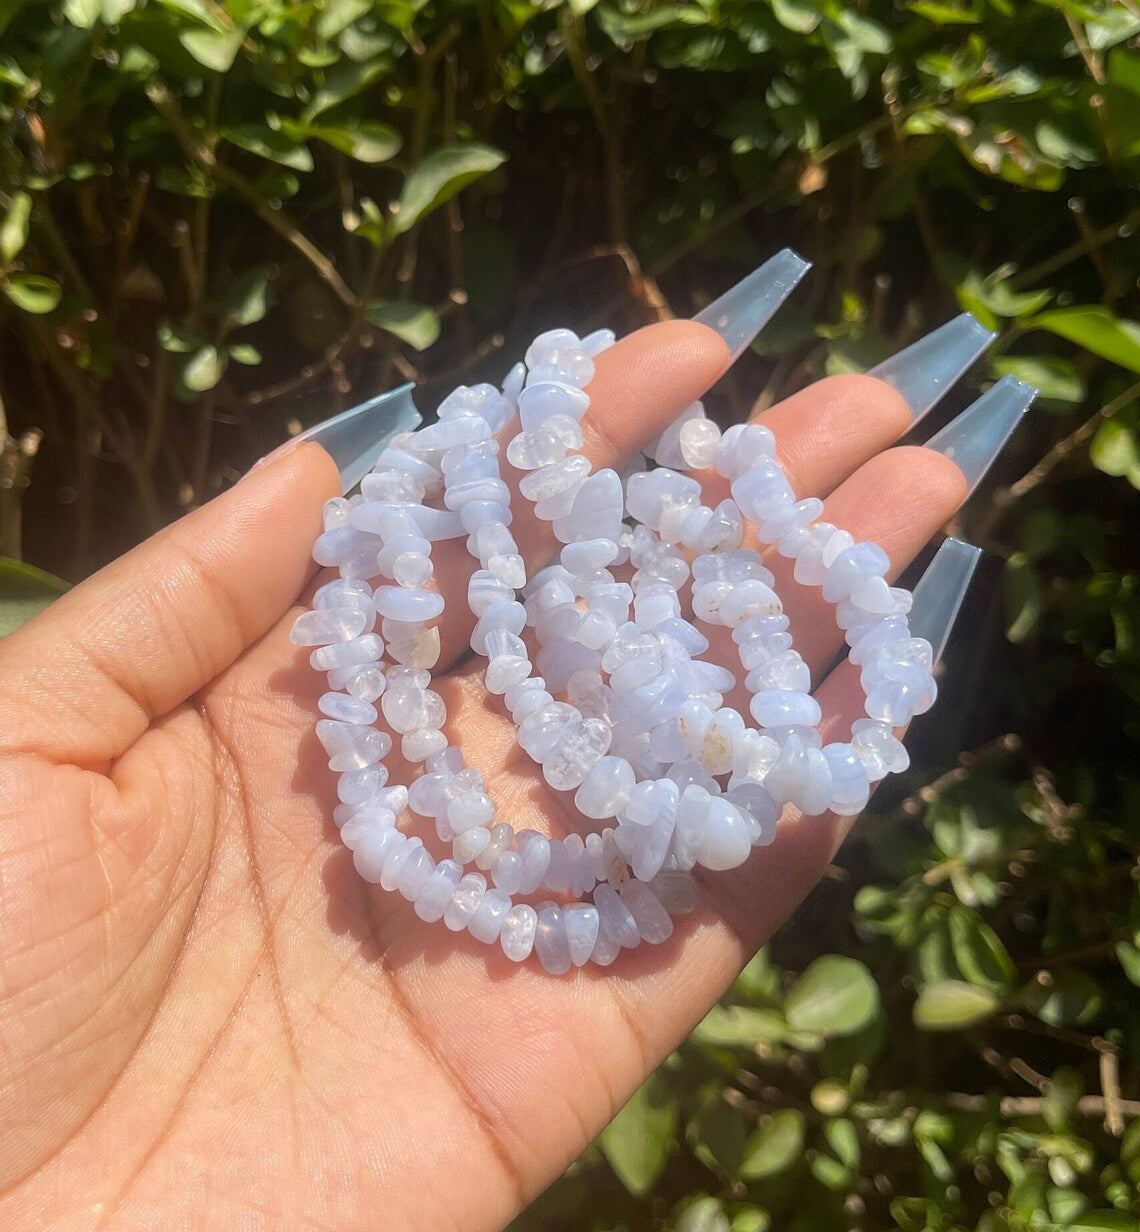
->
1, 1, 1139, 1228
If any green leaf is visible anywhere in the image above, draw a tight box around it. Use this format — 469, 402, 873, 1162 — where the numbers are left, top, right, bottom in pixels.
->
992, 356, 1084, 405
222, 125, 314, 172
729, 1210, 770, 1232
692, 1004, 787, 1048
1020, 968, 1103, 1027
734, 947, 782, 1002
771, 0, 821, 35
833, 10, 891, 55
158, 321, 199, 354
675, 1196, 731, 1232
1043, 1066, 1084, 1131
597, 1073, 677, 1196
739, 1109, 804, 1180
181, 344, 226, 392
1090, 406, 1140, 488
64, 0, 103, 27
315, 0, 371, 40
1115, 938, 1140, 987
301, 59, 387, 122
302, 122, 402, 164
823, 1117, 861, 1171
957, 267, 1053, 323
364, 301, 440, 352
1030, 306, 1140, 374
101, 0, 136, 20
909, 2, 980, 23
227, 342, 261, 365
3, 274, 62, 314
179, 26, 244, 72
0, 558, 69, 637
218, 269, 271, 328
948, 905, 1017, 993
1068, 1215, 1140, 1231
1005, 552, 1044, 643
1, 191, 32, 264
687, 1094, 747, 1180
913, 979, 1000, 1030
155, 0, 226, 29
784, 957, 879, 1037
394, 144, 506, 236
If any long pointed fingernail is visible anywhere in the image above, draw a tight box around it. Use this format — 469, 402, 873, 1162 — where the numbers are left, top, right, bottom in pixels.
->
254, 384, 422, 494
908, 538, 983, 666
693, 248, 812, 362
868, 313, 996, 424
924, 375, 1036, 494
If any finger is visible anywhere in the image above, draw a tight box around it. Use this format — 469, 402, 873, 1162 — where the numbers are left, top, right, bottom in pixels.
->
0, 444, 340, 767
770, 445, 967, 677
700, 445, 965, 725
694, 373, 913, 508
427, 320, 728, 670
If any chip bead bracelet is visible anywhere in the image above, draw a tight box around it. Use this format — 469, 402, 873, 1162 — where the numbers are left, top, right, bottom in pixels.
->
289, 326, 935, 973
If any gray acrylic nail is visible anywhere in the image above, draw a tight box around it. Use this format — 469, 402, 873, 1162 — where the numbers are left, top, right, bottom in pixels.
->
693, 248, 812, 362
924, 375, 1036, 494
909, 538, 983, 666
291, 383, 422, 494
868, 313, 996, 424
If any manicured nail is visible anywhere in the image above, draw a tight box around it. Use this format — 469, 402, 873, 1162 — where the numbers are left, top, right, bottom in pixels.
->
868, 313, 996, 424
693, 248, 812, 362
255, 383, 422, 495
924, 375, 1036, 494
909, 538, 982, 666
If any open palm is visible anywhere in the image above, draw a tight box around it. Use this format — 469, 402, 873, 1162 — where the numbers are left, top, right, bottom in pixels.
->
0, 321, 966, 1230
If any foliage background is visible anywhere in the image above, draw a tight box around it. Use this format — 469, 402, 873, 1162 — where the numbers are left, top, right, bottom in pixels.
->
2, 0, 1140, 1228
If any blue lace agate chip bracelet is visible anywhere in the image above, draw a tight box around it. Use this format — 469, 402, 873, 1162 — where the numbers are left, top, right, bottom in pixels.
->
288, 253, 1033, 974
290, 347, 936, 973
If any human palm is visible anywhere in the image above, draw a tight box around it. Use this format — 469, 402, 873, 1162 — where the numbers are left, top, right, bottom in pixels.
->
0, 321, 965, 1230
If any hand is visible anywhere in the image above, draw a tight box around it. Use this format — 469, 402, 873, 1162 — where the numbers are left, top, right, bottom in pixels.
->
0, 320, 965, 1230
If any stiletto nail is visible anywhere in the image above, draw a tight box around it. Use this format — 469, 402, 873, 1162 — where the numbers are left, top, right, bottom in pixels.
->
868, 313, 996, 423
924, 375, 1036, 494
908, 538, 982, 666
277, 383, 422, 495
693, 248, 812, 362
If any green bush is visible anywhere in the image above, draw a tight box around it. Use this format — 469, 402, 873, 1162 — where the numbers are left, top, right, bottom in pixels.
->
2, 1, 1139, 1228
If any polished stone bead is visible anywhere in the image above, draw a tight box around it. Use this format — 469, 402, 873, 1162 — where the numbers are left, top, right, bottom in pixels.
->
534, 904, 573, 974
351, 828, 402, 883
630, 811, 675, 882
564, 904, 601, 966
679, 416, 722, 469
575, 755, 636, 819
374, 586, 445, 622
822, 742, 871, 815
594, 884, 640, 948
443, 873, 487, 930
397, 845, 435, 900
500, 904, 538, 962
750, 690, 822, 728
379, 835, 422, 892
316, 720, 390, 770
311, 633, 384, 671
619, 880, 673, 944
468, 888, 511, 943
290, 606, 370, 646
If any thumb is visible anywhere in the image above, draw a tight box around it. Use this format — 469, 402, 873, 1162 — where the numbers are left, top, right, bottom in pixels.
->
0, 444, 338, 768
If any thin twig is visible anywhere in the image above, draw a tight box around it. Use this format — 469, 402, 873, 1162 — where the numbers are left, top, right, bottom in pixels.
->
1100, 1047, 1126, 1137
0, 389, 42, 561
1009, 207, 1140, 290
147, 83, 359, 309
974, 379, 1140, 539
